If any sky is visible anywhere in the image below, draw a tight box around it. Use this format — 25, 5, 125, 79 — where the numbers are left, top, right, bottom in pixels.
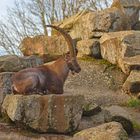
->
0, 0, 15, 55
0, 0, 15, 19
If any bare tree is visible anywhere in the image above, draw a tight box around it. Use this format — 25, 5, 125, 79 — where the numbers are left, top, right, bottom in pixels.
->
86, 0, 112, 10
0, 0, 42, 55
0, 0, 111, 55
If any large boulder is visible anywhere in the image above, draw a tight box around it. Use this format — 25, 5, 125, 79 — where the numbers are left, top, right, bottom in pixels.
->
80, 106, 133, 134
56, 8, 130, 40
100, 31, 140, 74
119, 0, 140, 29
2, 94, 85, 133
0, 55, 43, 72
122, 70, 140, 98
20, 6, 130, 58
105, 106, 133, 135
20, 35, 68, 57
69, 122, 128, 140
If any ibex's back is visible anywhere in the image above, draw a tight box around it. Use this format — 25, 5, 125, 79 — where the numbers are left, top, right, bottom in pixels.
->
12, 25, 81, 95
12, 59, 65, 94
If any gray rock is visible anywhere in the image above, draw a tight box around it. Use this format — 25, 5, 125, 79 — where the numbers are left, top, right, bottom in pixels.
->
0, 72, 14, 106
133, 21, 140, 30
70, 122, 128, 140
0, 55, 43, 72
91, 41, 101, 59
2, 94, 85, 133
79, 109, 111, 130
24, 55, 43, 67
105, 105, 134, 135
77, 39, 101, 58
120, 0, 140, 29
82, 102, 101, 117
54, 7, 130, 40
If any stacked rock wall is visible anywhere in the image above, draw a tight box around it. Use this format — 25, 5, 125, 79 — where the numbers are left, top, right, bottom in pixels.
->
18, 0, 140, 98
0, 1, 138, 139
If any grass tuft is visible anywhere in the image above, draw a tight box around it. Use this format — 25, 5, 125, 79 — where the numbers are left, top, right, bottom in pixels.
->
127, 98, 140, 108
79, 56, 118, 67
79, 56, 97, 62
132, 120, 140, 132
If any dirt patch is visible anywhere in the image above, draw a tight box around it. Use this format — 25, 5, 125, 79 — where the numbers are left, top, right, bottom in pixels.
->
65, 59, 140, 139
64, 59, 130, 106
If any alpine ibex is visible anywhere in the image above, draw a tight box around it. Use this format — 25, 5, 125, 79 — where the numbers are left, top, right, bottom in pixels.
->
12, 25, 81, 95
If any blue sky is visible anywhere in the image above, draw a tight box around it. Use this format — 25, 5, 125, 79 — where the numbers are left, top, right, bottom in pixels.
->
0, 0, 15, 19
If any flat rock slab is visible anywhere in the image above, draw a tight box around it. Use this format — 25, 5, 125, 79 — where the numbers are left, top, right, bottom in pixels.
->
0, 132, 70, 140
2, 94, 85, 134
0, 122, 70, 140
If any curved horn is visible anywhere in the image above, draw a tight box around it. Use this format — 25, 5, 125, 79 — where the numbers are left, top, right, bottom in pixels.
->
46, 25, 76, 58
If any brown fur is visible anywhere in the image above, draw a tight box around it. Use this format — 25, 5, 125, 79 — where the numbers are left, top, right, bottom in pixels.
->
12, 54, 80, 95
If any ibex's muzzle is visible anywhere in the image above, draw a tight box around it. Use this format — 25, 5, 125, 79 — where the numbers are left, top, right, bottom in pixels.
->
72, 60, 81, 74
75, 66, 81, 73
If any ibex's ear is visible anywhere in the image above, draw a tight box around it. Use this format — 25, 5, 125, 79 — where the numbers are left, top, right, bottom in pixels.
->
64, 51, 70, 61
66, 51, 70, 55
65, 49, 78, 58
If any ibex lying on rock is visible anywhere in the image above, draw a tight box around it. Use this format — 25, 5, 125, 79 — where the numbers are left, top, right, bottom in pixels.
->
12, 25, 81, 95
